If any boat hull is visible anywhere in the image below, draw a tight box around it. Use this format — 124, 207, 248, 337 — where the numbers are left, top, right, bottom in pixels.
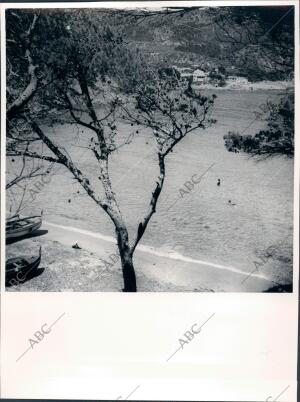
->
6, 254, 42, 285
6, 220, 42, 240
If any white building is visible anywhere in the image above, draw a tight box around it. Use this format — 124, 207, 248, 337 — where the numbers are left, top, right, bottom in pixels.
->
181, 73, 193, 79
193, 69, 208, 83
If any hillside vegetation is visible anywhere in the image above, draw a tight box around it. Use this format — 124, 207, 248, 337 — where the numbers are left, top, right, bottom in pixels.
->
122, 6, 294, 82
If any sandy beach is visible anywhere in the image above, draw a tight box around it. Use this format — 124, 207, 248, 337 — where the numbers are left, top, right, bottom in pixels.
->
6, 220, 287, 292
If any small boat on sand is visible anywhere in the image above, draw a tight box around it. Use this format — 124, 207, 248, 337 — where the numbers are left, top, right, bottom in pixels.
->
6, 246, 42, 285
6, 212, 43, 240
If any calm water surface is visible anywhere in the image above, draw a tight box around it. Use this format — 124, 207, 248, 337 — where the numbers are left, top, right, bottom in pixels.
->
8, 89, 293, 275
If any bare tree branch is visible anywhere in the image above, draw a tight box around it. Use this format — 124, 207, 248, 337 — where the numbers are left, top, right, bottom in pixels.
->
7, 14, 39, 119
130, 153, 165, 253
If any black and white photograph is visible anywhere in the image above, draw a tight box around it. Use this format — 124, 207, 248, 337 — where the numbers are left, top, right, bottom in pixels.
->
1, 2, 299, 401
5, 3, 296, 293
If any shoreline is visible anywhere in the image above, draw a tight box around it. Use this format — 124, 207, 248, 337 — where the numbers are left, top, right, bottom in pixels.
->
44, 221, 271, 282
193, 80, 294, 91
6, 221, 280, 292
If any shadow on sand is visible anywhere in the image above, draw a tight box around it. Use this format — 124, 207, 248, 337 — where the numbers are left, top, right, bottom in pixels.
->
6, 229, 49, 244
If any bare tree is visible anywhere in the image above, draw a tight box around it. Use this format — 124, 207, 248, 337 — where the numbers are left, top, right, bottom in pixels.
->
6, 9, 216, 291
7, 79, 215, 291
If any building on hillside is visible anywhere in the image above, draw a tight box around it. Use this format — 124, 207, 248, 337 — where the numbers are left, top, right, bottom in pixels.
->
177, 67, 194, 74
180, 73, 193, 82
177, 67, 194, 82
193, 69, 209, 83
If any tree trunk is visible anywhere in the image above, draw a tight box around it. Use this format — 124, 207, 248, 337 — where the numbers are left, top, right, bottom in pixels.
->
120, 249, 137, 292
71, 72, 137, 292
115, 225, 137, 292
